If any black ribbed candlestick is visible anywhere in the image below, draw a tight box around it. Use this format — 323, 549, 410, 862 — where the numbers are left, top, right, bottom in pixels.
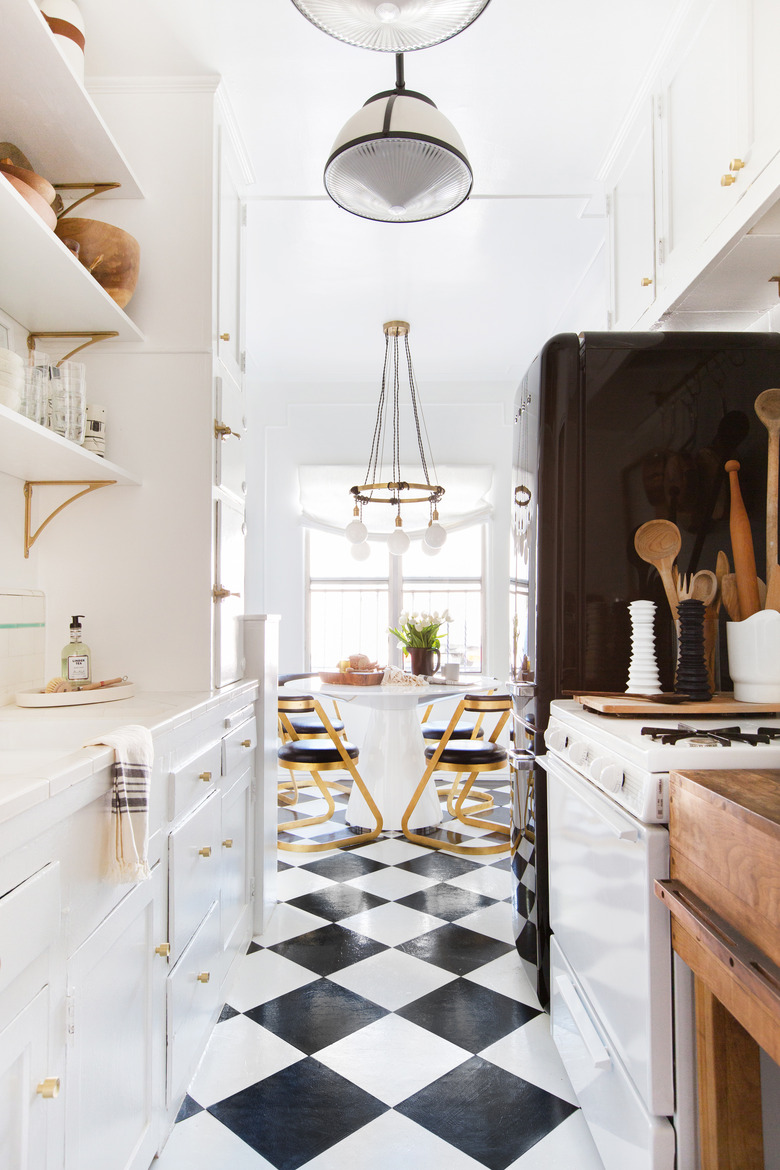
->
675, 598, 712, 701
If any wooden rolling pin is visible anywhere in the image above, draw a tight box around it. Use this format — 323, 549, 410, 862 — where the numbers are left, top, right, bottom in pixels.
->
725, 460, 761, 619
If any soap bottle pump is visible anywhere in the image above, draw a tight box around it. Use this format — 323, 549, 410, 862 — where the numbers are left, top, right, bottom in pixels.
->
61, 615, 91, 685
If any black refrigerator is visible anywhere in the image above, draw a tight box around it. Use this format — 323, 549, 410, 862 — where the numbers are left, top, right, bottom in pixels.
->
508, 329, 780, 1007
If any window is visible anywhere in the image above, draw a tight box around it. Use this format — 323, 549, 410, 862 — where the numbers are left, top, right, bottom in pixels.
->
306, 526, 485, 672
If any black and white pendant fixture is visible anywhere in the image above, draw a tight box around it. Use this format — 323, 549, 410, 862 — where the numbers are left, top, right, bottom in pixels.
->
324, 54, 472, 222
290, 0, 492, 52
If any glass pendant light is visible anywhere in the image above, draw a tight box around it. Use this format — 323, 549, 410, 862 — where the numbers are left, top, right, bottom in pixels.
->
290, 0, 492, 52
324, 54, 472, 223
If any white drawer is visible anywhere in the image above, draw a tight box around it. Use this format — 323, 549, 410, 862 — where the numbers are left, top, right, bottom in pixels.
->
167, 901, 222, 1106
221, 766, 252, 950
0, 862, 60, 998
169, 740, 222, 821
168, 793, 221, 960
221, 716, 256, 780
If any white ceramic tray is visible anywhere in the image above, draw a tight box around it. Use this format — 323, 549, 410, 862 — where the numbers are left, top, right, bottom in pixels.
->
15, 683, 135, 708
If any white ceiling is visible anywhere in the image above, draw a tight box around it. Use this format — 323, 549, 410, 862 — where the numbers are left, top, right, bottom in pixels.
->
79, 0, 682, 386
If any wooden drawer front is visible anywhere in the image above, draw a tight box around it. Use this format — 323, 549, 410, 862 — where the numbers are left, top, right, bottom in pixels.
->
167, 901, 221, 1106
0, 863, 60, 998
222, 716, 256, 779
169, 740, 222, 821
169, 794, 221, 961
670, 769, 780, 970
221, 767, 252, 950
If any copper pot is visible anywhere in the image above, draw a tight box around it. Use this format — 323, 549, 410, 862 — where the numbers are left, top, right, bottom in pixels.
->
0, 158, 56, 205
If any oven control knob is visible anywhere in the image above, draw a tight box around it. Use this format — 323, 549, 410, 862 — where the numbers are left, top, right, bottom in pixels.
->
567, 740, 589, 767
546, 727, 568, 753
600, 763, 624, 792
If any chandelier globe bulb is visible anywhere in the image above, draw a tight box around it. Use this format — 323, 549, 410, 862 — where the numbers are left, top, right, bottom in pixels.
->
350, 540, 372, 561
346, 517, 368, 544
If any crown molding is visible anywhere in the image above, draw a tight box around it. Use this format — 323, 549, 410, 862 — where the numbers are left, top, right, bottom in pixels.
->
86, 75, 221, 95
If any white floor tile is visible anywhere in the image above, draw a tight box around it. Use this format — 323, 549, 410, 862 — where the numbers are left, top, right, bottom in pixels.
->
444, 865, 513, 900
351, 838, 433, 864
315, 1014, 469, 1106
327, 947, 456, 1010
276, 866, 336, 899
188, 1014, 302, 1107
463, 950, 541, 1008
254, 903, 330, 945
302, 1109, 485, 1170
479, 1014, 578, 1106
339, 901, 446, 946
507, 1108, 604, 1169
456, 900, 515, 943
345, 867, 437, 900
277, 847, 341, 866
227, 948, 319, 1013
155, 1109, 275, 1169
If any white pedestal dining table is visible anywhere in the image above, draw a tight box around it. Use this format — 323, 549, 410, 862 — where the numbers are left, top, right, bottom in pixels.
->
282, 675, 500, 831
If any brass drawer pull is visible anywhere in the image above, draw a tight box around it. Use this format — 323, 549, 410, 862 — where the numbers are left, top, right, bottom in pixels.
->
241, 739, 252, 748
155, 943, 171, 957
223, 838, 234, 848
197, 972, 210, 983
36, 1078, 60, 1099
198, 846, 212, 858
199, 771, 212, 783
220, 332, 230, 341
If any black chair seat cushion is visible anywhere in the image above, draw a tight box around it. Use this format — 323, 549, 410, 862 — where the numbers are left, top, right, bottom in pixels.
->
424, 739, 507, 766
286, 712, 345, 735
278, 692, 314, 703
463, 693, 511, 703
421, 720, 484, 741
279, 739, 358, 765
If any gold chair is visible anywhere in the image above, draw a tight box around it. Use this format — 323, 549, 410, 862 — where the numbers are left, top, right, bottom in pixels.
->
277, 696, 382, 852
402, 693, 511, 856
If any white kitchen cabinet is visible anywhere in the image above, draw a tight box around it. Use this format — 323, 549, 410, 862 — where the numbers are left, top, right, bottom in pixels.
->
750, 0, 780, 179
64, 863, 166, 1170
168, 792, 221, 963
166, 901, 223, 1109
0, 988, 54, 1170
214, 119, 247, 390
215, 373, 247, 501
605, 97, 657, 330
214, 497, 247, 689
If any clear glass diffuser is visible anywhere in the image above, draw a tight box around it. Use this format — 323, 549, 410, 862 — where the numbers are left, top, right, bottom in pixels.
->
290, 0, 492, 51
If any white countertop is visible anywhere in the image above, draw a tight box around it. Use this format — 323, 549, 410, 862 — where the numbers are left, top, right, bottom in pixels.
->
0, 680, 258, 825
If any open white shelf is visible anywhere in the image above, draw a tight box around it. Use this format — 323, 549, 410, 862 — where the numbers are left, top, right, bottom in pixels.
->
0, 178, 143, 341
2, 0, 143, 199
0, 403, 140, 485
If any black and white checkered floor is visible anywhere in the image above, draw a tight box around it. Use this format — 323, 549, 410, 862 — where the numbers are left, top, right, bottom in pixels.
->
156, 776, 604, 1170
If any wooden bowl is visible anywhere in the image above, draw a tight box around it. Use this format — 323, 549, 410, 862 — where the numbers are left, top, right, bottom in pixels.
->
54, 217, 140, 309
0, 158, 56, 205
319, 670, 385, 686
1, 171, 56, 229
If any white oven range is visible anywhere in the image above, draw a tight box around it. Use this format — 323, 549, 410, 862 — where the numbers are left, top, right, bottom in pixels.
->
542, 699, 780, 1170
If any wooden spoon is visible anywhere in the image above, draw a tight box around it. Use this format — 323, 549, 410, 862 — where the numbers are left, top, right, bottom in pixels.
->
634, 519, 681, 617
714, 549, 729, 617
755, 387, 780, 577
721, 573, 741, 622
766, 563, 780, 613
725, 460, 761, 619
691, 569, 717, 607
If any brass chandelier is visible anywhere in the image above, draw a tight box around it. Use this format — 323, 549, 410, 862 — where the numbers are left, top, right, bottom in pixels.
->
346, 321, 446, 556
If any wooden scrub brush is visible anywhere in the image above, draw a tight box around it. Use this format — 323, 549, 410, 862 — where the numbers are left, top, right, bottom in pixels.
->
44, 678, 75, 693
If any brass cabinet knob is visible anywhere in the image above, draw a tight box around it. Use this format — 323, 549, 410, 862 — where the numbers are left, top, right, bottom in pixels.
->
36, 1078, 60, 1099
721, 173, 737, 186
640, 277, 653, 287
213, 585, 241, 600
730, 158, 745, 171
214, 421, 241, 440
222, 838, 234, 849
241, 739, 252, 748
220, 332, 230, 341
199, 771, 212, 782
199, 846, 212, 858
197, 972, 210, 983
155, 942, 171, 957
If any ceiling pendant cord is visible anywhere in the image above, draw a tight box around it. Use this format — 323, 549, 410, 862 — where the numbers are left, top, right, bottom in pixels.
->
404, 332, 434, 489
392, 331, 403, 525
364, 330, 391, 499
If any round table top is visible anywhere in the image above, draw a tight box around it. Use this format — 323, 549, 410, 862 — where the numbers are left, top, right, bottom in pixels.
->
281, 675, 501, 710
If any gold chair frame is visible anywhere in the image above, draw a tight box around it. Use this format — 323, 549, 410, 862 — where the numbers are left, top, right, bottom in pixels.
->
402, 694, 511, 856
277, 696, 382, 852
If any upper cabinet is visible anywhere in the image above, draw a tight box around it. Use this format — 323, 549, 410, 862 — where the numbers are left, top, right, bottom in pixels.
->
603, 0, 780, 330
214, 117, 247, 389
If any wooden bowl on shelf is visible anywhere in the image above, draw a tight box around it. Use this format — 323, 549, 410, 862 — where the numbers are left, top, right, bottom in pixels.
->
54, 217, 140, 309
0, 158, 56, 205
1, 171, 56, 229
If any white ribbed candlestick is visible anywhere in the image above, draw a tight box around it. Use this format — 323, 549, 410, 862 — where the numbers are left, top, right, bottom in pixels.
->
626, 600, 662, 693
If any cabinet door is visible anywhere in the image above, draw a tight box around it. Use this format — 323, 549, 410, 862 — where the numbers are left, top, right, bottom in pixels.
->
607, 97, 657, 329
65, 864, 165, 1170
168, 790, 221, 961
215, 121, 246, 388
221, 763, 254, 963
214, 371, 247, 500
213, 497, 245, 689
657, 0, 751, 285
0, 987, 51, 1170
751, 0, 780, 177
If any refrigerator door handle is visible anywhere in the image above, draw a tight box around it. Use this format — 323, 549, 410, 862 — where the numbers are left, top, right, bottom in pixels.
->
555, 972, 612, 1071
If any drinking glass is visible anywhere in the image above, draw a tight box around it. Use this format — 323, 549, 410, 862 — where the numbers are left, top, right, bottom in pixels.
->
48, 361, 86, 443
21, 353, 50, 426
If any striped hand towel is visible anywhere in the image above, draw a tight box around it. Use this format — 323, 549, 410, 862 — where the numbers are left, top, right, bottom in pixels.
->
85, 724, 153, 883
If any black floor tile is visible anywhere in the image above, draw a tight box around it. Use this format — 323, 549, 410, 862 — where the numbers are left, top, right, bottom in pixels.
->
209, 1057, 388, 1170
175, 1093, 203, 1122
287, 884, 388, 923
396, 852, 484, 881
396, 1056, 576, 1170
396, 882, 498, 922
246, 940, 263, 955
297, 851, 387, 882
397, 922, 514, 975
269, 922, 388, 976
491, 855, 512, 871
245, 979, 388, 1055
218, 1003, 240, 1023
396, 979, 539, 1052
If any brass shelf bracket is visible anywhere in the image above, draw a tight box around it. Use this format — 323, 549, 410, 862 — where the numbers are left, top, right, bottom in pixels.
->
24, 480, 116, 558
53, 181, 122, 217
27, 331, 120, 364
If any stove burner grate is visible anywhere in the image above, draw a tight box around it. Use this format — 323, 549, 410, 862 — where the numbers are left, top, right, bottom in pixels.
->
640, 724, 780, 746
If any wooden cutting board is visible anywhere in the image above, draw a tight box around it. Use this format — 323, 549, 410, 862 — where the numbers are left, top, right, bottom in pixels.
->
571, 692, 780, 715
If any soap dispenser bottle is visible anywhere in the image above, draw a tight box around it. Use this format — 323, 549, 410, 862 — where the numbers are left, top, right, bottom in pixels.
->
61, 615, 91, 685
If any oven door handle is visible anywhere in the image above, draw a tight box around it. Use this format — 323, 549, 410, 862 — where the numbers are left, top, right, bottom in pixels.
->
543, 754, 638, 842
555, 973, 612, 1071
